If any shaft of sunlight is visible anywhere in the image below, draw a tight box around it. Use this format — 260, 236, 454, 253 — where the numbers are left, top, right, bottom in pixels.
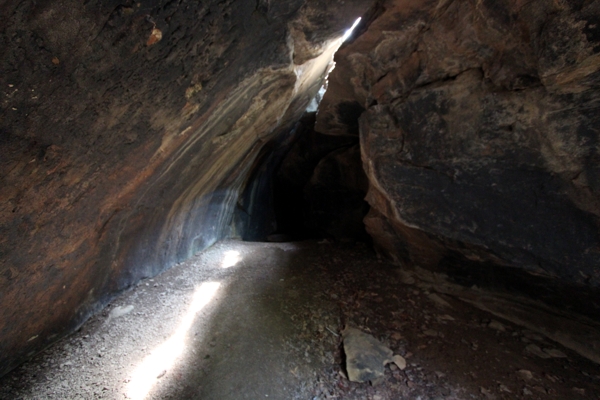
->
221, 250, 241, 268
126, 282, 221, 400
342, 17, 361, 42
305, 17, 362, 113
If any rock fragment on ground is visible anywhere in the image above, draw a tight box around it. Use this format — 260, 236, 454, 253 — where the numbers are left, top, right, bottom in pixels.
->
517, 369, 533, 381
423, 329, 439, 337
543, 348, 567, 358
106, 305, 134, 324
525, 344, 552, 359
342, 326, 404, 384
428, 293, 451, 308
488, 320, 506, 331
391, 354, 406, 370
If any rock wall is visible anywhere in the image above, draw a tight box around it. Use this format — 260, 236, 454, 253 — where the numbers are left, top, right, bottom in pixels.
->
0, 0, 374, 376
317, 0, 600, 287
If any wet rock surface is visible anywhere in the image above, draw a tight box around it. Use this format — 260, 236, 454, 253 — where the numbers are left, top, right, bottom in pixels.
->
1, 240, 598, 399
318, 0, 600, 288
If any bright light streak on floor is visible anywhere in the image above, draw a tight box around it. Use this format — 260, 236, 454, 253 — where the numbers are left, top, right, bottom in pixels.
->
221, 250, 241, 268
342, 18, 362, 42
126, 282, 221, 400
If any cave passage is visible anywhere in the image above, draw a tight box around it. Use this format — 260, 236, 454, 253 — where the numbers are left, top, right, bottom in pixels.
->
2, 240, 600, 399
2, 0, 600, 398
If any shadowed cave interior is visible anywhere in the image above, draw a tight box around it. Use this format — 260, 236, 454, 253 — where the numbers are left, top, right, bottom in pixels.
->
1, 0, 600, 398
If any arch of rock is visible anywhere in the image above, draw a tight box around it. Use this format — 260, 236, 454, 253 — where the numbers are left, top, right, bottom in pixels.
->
1, 0, 600, 376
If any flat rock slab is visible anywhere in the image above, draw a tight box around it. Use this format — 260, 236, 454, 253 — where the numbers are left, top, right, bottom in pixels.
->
343, 326, 396, 384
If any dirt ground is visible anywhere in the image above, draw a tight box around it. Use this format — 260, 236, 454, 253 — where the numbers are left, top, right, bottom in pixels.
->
1, 240, 599, 399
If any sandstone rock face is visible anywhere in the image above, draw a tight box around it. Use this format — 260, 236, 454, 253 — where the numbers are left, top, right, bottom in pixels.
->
318, 0, 600, 287
0, 0, 373, 376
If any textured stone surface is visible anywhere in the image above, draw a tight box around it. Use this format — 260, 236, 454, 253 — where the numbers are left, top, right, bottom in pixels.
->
342, 326, 393, 384
318, 0, 600, 287
0, 0, 374, 377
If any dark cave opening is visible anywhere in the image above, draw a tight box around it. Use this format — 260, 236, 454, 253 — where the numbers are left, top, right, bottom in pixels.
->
234, 112, 371, 243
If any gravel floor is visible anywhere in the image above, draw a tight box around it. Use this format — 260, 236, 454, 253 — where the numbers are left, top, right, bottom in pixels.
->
1, 240, 599, 399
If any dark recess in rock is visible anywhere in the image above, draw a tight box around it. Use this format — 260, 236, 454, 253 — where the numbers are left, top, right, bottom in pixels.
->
274, 114, 369, 241
438, 251, 600, 322
335, 101, 365, 136
233, 121, 300, 242
302, 144, 370, 241
236, 112, 370, 242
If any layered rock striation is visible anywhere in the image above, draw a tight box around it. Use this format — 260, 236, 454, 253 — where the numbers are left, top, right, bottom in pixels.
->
317, 0, 600, 288
0, 0, 372, 376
